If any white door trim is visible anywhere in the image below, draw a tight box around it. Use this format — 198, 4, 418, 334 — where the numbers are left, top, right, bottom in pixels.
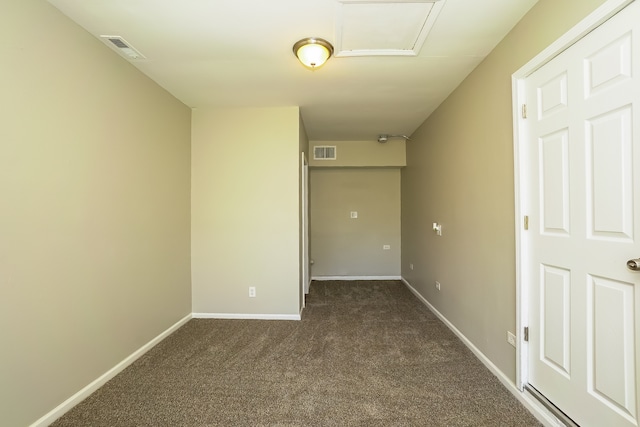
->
301, 152, 310, 302
512, 0, 635, 391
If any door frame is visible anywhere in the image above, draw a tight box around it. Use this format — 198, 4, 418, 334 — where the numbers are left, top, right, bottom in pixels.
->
301, 152, 310, 304
511, 0, 634, 391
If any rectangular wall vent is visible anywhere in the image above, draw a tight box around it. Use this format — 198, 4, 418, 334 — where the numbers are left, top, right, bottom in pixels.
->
314, 146, 337, 160
100, 35, 146, 60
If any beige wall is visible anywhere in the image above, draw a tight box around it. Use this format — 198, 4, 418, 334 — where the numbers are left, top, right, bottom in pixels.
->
0, 1, 192, 426
311, 168, 401, 278
191, 107, 301, 316
401, 0, 608, 382
309, 140, 406, 167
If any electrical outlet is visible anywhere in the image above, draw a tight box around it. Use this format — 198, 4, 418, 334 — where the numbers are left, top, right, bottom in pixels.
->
249, 287, 256, 298
507, 331, 516, 347
350, 211, 358, 219
383, 244, 390, 250
410, 263, 414, 270
435, 281, 441, 291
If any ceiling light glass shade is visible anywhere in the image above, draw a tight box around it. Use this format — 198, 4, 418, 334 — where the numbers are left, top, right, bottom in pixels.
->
293, 38, 334, 69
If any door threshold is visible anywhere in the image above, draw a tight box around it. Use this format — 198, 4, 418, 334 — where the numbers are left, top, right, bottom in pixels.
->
524, 384, 579, 427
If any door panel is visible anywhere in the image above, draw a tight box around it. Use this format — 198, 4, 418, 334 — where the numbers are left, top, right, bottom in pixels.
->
585, 33, 631, 96
540, 264, 571, 377
524, 2, 640, 426
538, 72, 568, 118
540, 129, 570, 234
589, 275, 636, 419
587, 107, 633, 240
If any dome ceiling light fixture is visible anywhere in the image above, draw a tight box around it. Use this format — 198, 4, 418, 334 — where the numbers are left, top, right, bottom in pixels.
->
292, 37, 334, 70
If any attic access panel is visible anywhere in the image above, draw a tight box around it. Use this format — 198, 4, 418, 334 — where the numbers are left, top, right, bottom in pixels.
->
335, 0, 446, 57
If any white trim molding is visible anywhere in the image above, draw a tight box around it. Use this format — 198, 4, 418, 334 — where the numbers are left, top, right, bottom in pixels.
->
513, 0, 632, 80
511, 0, 635, 394
30, 313, 192, 427
192, 313, 301, 321
311, 275, 401, 281
400, 278, 564, 427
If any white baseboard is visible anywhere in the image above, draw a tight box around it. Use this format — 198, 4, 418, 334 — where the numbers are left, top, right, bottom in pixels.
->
311, 275, 401, 281
30, 281, 561, 427
30, 313, 192, 427
400, 277, 561, 427
192, 313, 301, 321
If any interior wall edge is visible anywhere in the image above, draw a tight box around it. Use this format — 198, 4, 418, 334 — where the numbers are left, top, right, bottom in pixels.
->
29, 314, 192, 427
192, 313, 301, 321
400, 278, 560, 427
311, 276, 402, 281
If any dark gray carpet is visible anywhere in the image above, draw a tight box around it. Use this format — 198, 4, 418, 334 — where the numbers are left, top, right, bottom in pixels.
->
52, 280, 541, 426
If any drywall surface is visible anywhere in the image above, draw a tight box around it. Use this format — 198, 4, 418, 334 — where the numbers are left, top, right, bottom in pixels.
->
401, 0, 608, 382
0, 1, 192, 425
309, 140, 406, 167
311, 168, 401, 278
191, 107, 301, 316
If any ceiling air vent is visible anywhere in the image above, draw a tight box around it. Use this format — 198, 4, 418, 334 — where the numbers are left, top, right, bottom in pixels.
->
100, 35, 146, 60
314, 146, 337, 160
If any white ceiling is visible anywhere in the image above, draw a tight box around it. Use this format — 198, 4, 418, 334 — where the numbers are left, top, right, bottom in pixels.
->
47, 0, 538, 141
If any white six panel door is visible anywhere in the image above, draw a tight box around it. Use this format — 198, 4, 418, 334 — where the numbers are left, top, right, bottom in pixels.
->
525, 1, 640, 426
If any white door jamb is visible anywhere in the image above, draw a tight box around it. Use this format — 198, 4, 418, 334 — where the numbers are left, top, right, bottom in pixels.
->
511, 0, 635, 394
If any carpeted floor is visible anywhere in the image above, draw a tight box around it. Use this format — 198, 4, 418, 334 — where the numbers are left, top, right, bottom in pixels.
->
52, 280, 541, 426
